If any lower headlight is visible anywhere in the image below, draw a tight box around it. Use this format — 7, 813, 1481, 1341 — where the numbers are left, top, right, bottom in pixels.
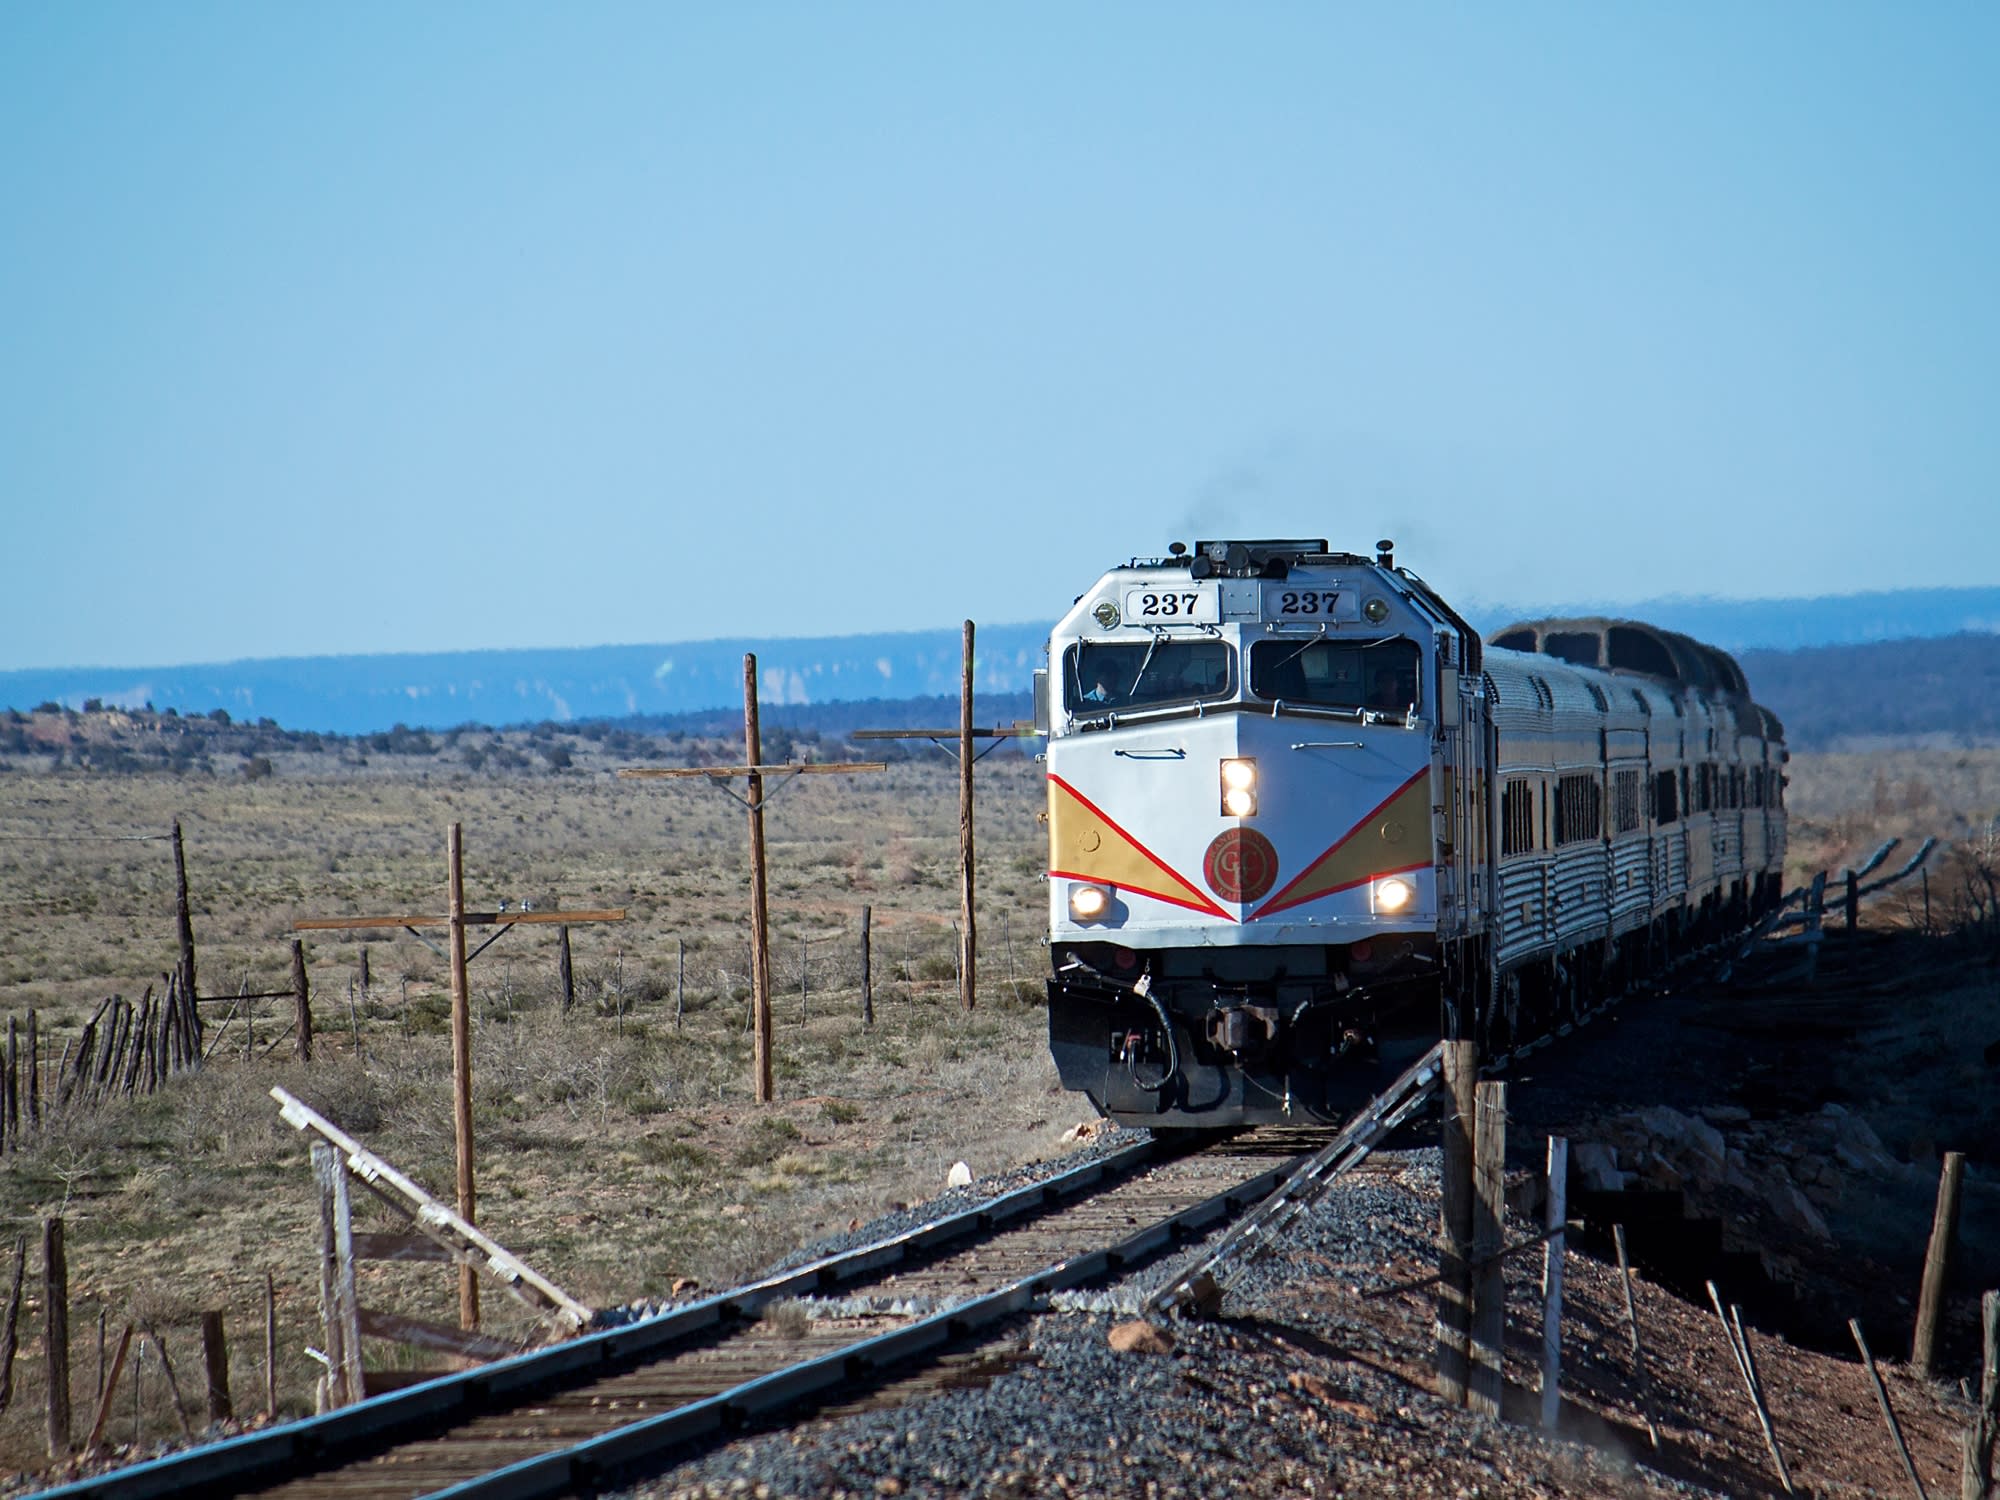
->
1069, 883, 1112, 922
1373, 876, 1414, 913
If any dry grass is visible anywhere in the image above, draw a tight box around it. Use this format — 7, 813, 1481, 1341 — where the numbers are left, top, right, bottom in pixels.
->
0, 754, 1074, 1471
3, 743, 1996, 1474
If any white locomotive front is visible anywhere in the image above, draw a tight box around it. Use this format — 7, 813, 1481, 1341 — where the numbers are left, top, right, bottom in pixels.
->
1040, 539, 1485, 1126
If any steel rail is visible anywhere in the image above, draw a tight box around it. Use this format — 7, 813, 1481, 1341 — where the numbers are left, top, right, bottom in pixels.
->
419, 1145, 1304, 1500
27, 1136, 1169, 1500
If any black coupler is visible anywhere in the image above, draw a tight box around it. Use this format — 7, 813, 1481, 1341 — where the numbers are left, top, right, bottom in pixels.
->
1047, 977, 1430, 1130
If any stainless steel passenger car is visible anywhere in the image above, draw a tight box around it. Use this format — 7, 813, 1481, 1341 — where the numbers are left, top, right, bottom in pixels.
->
1040, 539, 1787, 1128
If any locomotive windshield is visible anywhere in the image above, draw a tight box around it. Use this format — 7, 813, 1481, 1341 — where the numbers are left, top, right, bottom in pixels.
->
1064, 639, 1234, 713
1249, 637, 1422, 712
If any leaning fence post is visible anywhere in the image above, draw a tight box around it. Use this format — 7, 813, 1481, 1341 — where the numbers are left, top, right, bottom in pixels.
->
1849, 1318, 1927, 1500
83, 1323, 132, 1453
1915, 1151, 1966, 1375
1612, 1225, 1662, 1450
44, 1217, 71, 1460
1709, 1281, 1794, 1495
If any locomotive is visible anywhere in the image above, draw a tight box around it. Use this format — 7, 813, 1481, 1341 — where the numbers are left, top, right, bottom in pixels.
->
1036, 538, 1787, 1128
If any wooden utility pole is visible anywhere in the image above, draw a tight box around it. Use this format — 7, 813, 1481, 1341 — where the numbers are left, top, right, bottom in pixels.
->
1437, 1040, 1478, 1405
445, 825, 479, 1329
295, 842, 624, 1331
854, 622, 1026, 1014
1915, 1151, 1966, 1374
619, 653, 883, 1103
743, 659, 774, 1101
958, 621, 977, 1011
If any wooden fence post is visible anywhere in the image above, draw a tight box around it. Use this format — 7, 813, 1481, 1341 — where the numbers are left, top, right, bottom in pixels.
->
0, 1232, 25, 1414
312, 1142, 364, 1408
1915, 1151, 1966, 1374
44, 1217, 71, 1459
357, 945, 370, 1002
263, 1273, 277, 1422
1437, 1040, 1478, 1405
1469, 1080, 1508, 1418
1964, 1290, 1998, 1500
172, 819, 198, 1007
291, 939, 312, 1064
860, 906, 873, 1028
557, 925, 575, 1015
201, 1309, 232, 1424
25, 1009, 37, 1127
83, 1324, 132, 1453
1612, 1224, 1662, 1450
1541, 1135, 1567, 1430
1848, 1318, 1926, 1500
674, 937, 684, 1030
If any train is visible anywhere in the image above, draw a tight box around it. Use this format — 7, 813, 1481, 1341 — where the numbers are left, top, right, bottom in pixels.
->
1035, 537, 1787, 1128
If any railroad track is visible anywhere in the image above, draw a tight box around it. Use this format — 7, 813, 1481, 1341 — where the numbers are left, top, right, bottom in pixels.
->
32, 1125, 1354, 1500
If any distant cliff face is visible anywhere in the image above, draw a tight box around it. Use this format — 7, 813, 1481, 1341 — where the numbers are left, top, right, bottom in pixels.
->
0, 624, 1054, 735
3, 585, 1996, 737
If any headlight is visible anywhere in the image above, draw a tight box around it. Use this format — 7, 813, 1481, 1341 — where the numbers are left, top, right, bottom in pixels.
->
1069, 883, 1112, 922
1092, 601, 1121, 628
1220, 758, 1257, 817
1363, 597, 1390, 624
1373, 875, 1414, 913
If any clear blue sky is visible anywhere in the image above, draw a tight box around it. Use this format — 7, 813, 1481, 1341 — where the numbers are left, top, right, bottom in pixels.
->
3, 4, 1995, 671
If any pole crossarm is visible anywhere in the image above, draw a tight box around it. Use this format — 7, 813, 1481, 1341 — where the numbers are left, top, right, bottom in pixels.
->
619, 762, 885, 814
293, 909, 627, 932
851, 728, 1024, 765
272, 1087, 594, 1334
617, 763, 886, 778
849, 728, 1023, 739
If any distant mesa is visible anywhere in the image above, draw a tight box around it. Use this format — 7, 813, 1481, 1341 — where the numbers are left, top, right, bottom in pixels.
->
3, 584, 1997, 741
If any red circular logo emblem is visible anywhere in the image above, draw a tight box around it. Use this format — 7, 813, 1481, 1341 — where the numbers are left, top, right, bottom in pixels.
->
1204, 829, 1279, 904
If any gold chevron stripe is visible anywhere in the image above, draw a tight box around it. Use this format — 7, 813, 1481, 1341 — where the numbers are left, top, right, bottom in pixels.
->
1047, 775, 1229, 919
1253, 768, 1432, 918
